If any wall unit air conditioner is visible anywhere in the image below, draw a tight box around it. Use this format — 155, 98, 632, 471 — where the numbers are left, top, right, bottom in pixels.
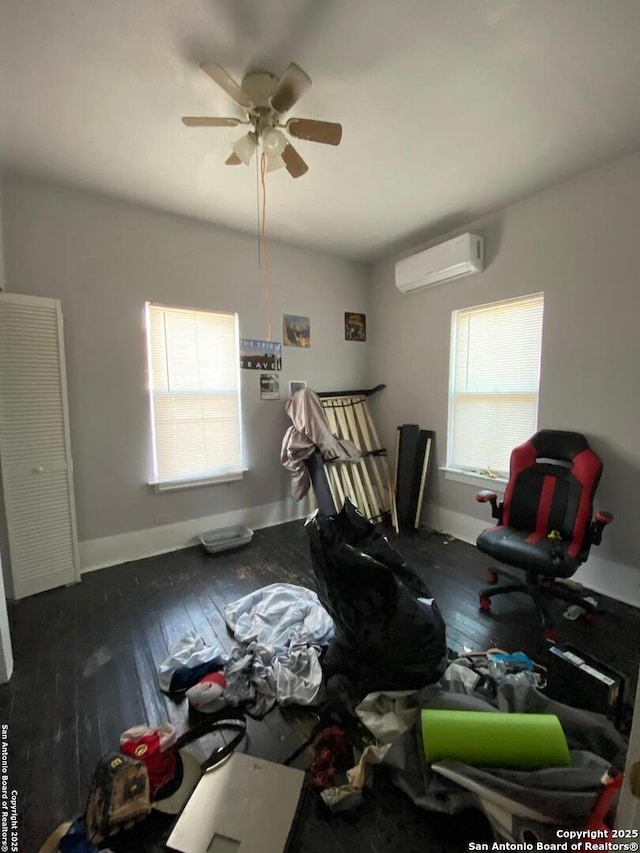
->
395, 233, 484, 294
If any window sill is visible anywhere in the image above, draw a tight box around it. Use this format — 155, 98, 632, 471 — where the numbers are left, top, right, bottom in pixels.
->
150, 471, 245, 493
441, 467, 507, 490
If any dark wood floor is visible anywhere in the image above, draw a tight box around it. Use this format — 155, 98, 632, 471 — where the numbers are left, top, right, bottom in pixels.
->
2, 520, 639, 853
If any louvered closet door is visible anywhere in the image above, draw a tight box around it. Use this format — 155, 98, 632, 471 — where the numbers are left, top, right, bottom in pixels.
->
0, 293, 80, 599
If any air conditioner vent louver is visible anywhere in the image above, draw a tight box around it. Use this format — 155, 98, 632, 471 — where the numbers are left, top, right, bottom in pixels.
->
395, 233, 485, 294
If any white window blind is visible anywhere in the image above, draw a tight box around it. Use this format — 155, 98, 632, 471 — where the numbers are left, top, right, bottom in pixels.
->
145, 303, 243, 489
448, 293, 544, 477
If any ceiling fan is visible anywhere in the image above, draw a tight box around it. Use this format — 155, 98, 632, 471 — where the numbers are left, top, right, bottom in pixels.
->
181, 62, 342, 178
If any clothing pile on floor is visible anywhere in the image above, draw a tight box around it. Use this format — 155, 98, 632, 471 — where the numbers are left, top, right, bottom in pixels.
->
318, 656, 627, 835
158, 582, 335, 717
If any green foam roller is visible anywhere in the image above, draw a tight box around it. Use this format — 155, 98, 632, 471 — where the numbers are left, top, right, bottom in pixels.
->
421, 709, 571, 768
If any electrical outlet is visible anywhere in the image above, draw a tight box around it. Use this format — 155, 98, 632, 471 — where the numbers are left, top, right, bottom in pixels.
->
154, 514, 171, 525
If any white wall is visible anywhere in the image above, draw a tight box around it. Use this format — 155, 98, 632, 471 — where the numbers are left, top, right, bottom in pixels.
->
0, 175, 5, 289
368, 150, 640, 606
1, 174, 369, 570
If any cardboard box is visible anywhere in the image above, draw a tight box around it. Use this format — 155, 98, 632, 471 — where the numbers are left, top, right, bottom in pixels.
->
167, 752, 305, 853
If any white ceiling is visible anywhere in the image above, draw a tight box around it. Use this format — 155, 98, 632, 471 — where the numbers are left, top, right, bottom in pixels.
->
2, 0, 640, 261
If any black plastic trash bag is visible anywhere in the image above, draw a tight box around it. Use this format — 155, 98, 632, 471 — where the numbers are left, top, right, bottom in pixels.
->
306, 498, 447, 694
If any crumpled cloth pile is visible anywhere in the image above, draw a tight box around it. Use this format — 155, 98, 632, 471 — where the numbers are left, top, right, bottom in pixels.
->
224, 582, 335, 716
158, 633, 228, 694
320, 653, 629, 834
157, 583, 335, 717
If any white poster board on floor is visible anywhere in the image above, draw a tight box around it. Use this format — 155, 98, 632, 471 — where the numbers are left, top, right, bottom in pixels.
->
167, 752, 305, 853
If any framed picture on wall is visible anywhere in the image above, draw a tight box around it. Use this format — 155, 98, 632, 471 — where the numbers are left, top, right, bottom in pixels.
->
345, 312, 366, 342
283, 315, 311, 347
289, 380, 307, 398
260, 373, 280, 400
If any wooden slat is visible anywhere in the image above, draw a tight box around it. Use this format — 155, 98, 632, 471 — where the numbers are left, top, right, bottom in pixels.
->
323, 401, 359, 511
351, 397, 389, 519
322, 400, 341, 510
332, 401, 372, 517
343, 398, 380, 518
327, 463, 345, 510
318, 394, 396, 525
359, 398, 398, 529
412, 431, 434, 530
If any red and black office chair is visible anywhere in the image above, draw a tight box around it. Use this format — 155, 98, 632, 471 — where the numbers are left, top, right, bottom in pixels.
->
475, 430, 614, 640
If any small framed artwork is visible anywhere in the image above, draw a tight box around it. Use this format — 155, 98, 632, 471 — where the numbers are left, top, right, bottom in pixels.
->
289, 380, 307, 398
283, 314, 311, 347
260, 373, 280, 400
345, 312, 366, 342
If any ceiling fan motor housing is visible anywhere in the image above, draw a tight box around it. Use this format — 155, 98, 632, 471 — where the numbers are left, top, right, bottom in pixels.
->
241, 71, 279, 110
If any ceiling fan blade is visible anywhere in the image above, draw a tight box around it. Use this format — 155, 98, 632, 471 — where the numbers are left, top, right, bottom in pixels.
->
287, 118, 342, 146
182, 117, 242, 127
281, 142, 309, 178
225, 152, 242, 165
270, 63, 312, 114
199, 63, 253, 109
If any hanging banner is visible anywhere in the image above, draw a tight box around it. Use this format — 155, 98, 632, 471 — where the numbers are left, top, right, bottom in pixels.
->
240, 339, 282, 370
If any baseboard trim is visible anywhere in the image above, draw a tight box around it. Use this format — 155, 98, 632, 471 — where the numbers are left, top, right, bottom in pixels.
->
79, 497, 309, 574
424, 503, 640, 610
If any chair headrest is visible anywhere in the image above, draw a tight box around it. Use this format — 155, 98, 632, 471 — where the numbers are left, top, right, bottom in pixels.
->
530, 430, 592, 463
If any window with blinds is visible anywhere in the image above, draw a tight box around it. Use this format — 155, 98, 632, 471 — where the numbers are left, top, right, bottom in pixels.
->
447, 293, 544, 477
145, 303, 243, 490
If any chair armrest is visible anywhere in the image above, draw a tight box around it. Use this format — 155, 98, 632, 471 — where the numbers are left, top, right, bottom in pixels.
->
591, 510, 614, 546
476, 490, 500, 520
595, 511, 614, 525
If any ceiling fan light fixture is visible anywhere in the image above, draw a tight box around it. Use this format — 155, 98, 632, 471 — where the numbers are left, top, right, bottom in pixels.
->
183, 60, 342, 177
261, 128, 287, 156
264, 152, 286, 172
232, 132, 257, 165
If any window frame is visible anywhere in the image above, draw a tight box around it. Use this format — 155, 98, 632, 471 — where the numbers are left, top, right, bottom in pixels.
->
445, 292, 544, 480
144, 302, 245, 492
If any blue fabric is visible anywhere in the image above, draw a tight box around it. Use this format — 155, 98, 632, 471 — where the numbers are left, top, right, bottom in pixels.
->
168, 660, 223, 694
59, 820, 97, 853
158, 632, 228, 693
490, 652, 535, 671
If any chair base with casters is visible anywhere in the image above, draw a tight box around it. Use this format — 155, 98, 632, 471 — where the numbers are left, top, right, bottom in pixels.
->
478, 566, 600, 642
474, 430, 614, 640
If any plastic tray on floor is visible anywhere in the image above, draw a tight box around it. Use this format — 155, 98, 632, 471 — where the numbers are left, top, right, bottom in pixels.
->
198, 525, 254, 555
